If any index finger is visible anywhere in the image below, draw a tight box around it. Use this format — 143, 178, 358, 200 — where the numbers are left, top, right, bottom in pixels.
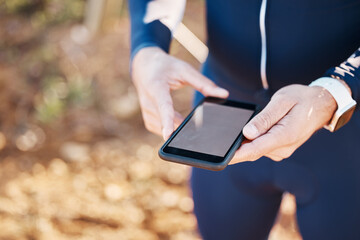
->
154, 87, 175, 140
231, 124, 288, 164
180, 65, 229, 98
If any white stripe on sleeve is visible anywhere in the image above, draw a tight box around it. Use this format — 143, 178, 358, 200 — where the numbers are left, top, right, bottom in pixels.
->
143, 0, 186, 33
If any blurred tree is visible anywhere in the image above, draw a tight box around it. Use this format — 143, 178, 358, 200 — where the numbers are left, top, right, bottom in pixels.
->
84, 0, 124, 35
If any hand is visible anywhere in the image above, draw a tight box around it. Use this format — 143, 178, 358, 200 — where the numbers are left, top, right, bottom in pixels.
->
131, 47, 229, 140
230, 84, 338, 163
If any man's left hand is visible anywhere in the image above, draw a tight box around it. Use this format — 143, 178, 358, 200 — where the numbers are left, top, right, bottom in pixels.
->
230, 84, 337, 163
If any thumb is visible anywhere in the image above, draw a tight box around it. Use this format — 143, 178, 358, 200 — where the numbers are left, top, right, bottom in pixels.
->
243, 95, 295, 140
181, 64, 229, 98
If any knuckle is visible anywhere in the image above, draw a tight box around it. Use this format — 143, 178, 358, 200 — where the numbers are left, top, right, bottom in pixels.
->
158, 102, 167, 111
270, 124, 295, 144
160, 108, 174, 122
199, 85, 211, 96
272, 91, 286, 101
267, 152, 284, 161
176, 61, 190, 71
272, 87, 288, 100
142, 106, 156, 119
139, 96, 151, 108
271, 148, 294, 161
255, 112, 273, 131
282, 152, 292, 159
158, 99, 172, 112
283, 132, 297, 145
273, 156, 284, 162
283, 148, 295, 159
272, 136, 283, 148
145, 122, 160, 135
142, 114, 158, 132
144, 120, 153, 132
272, 94, 288, 107
289, 135, 298, 145
248, 147, 262, 161
272, 89, 297, 106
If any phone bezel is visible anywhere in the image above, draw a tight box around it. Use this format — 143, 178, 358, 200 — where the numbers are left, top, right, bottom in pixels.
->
159, 97, 258, 170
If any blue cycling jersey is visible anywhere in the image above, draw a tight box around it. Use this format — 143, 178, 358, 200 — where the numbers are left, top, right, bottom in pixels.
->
129, 0, 360, 106
128, 1, 360, 239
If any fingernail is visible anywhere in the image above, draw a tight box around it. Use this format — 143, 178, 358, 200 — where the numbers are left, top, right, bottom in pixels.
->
243, 124, 258, 138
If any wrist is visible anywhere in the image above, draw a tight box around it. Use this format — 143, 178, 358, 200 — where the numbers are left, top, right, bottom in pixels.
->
311, 85, 337, 123
309, 77, 357, 131
131, 46, 165, 74
134, 46, 164, 59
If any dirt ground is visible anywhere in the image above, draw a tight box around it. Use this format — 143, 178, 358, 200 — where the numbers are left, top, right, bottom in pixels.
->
0, 1, 302, 239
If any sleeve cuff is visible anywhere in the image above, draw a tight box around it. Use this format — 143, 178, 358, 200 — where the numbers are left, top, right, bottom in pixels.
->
323, 47, 360, 110
324, 68, 360, 110
130, 20, 172, 60
129, 20, 172, 74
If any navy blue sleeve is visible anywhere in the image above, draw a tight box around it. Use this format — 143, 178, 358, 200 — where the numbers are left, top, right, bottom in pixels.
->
128, 0, 172, 62
324, 47, 360, 106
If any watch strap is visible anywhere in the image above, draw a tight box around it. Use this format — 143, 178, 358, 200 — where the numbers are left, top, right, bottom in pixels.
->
309, 77, 356, 109
309, 77, 357, 132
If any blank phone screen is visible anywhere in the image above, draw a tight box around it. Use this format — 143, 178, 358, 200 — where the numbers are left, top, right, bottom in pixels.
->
168, 102, 254, 157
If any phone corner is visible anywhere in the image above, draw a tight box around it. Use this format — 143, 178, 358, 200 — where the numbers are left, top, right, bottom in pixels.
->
158, 147, 166, 159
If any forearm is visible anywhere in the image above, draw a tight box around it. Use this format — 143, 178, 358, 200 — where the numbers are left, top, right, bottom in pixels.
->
128, 0, 186, 62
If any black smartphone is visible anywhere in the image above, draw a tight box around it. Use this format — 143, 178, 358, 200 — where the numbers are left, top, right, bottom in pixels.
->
159, 97, 258, 171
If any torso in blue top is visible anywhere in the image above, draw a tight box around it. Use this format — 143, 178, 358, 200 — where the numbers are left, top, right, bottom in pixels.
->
129, 0, 360, 105
129, 1, 360, 239
204, 0, 360, 104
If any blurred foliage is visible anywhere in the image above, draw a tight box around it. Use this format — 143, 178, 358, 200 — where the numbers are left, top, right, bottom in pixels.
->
1, 0, 45, 15
0, 0, 91, 123
35, 75, 93, 123
0, 0, 84, 25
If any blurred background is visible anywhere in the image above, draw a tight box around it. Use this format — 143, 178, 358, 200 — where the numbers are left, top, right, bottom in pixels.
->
0, 0, 301, 239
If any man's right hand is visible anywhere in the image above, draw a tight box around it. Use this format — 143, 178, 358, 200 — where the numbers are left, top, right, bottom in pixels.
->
131, 47, 229, 140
